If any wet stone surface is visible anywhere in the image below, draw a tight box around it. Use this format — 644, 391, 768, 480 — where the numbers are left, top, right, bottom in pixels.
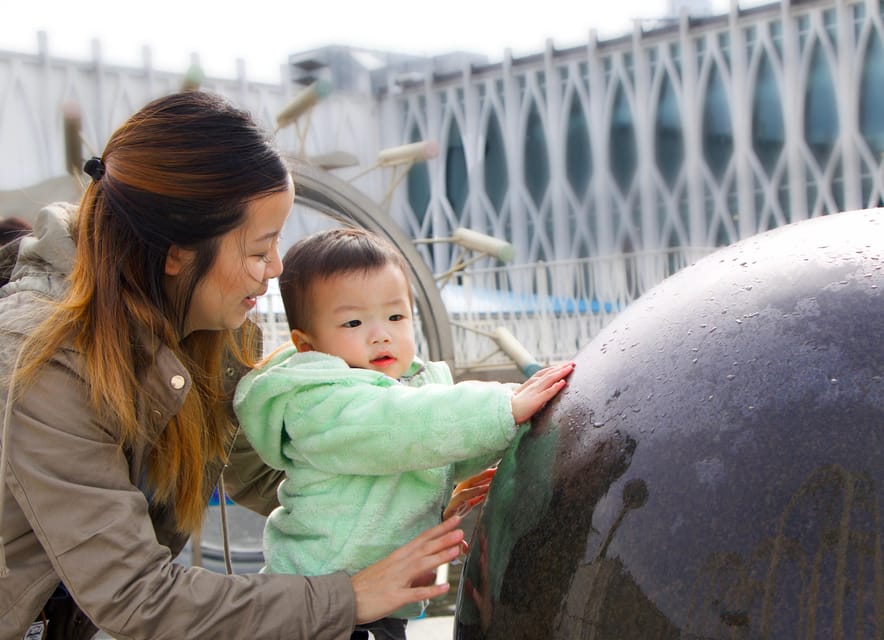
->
455, 209, 884, 639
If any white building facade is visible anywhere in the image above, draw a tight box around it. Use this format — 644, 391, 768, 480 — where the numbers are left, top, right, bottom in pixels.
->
2, 0, 882, 370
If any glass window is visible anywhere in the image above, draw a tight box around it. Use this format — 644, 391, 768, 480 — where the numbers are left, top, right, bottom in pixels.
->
655, 75, 684, 188
610, 85, 637, 193
719, 33, 731, 66
853, 3, 866, 41
445, 120, 468, 215
860, 32, 884, 155
484, 111, 508, 213
798, 14, 811, 51
746, 25, 757, 48
670, 42, 681, 73
566, 96, 592, 196
804, 42, 838, 166
703, 65, 733, 181
752, 53, 785, 174
824, 9, 838, 44
771, 21, 783, 58
524, 100, 550, 206
406, 126, 431, 228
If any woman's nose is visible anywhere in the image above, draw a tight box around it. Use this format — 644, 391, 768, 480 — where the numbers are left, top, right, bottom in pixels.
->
265, 248, 283, 279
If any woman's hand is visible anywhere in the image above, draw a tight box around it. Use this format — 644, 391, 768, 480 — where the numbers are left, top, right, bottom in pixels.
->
511, 361, 575, 425
350, 516, 464, 624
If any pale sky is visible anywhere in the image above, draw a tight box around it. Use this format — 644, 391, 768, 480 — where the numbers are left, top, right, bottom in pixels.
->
2, 0, 757, 83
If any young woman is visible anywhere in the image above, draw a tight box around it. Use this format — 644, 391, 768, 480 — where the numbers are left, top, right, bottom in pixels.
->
0, 90, 463, 640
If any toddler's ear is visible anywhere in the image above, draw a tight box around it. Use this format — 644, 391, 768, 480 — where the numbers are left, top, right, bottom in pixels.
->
291, 329, 314, 352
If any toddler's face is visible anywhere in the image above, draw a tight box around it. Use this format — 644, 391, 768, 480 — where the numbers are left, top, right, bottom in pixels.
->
294, 263, 416, 379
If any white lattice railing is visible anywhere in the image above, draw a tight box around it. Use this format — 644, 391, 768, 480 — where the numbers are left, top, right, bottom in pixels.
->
257, 246, 714, 375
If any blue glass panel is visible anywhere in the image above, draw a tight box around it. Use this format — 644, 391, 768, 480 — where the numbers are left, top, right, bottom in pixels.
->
771, 21, 783, 58
752, 53, 785, 174
670, 44, 682, 82
824, 9, 838, 45
798, 15, 811, 51
804, 42, 838, 166
854, 4, 866, 41
524, 101, 550, 206
445, 120, 468, 215
610, 85, 637, 193
655, 75, 684, 188
805, 168, 819, 214
703, 65, 733, 180
746, 25, 757, 48
860, 32, 884, 155
484, 111, 508, 213
719, 33, 731, 66
406, 126, 430, 228
565, 96, 592, 196
832, 157, 845, 212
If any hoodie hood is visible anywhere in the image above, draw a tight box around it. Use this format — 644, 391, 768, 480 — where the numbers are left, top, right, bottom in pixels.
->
0, 202, 77, 301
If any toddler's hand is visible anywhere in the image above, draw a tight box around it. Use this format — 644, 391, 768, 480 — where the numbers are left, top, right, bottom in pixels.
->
511, 361, 575, 424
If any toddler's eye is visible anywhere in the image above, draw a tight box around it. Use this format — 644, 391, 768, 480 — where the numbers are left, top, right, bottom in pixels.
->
389, 314, 406, 322
343, 320, 362, 328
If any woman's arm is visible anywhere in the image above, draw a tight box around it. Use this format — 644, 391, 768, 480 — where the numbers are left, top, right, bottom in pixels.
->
3, 360, 354, 639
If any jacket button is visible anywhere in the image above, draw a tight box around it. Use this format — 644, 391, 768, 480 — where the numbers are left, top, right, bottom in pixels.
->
170, 375, 185, 390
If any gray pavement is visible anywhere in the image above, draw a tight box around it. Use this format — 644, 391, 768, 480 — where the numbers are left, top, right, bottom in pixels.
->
407, 616, 455, 639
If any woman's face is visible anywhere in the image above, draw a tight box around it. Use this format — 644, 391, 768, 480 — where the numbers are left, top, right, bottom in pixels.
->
168, 174, 294, 335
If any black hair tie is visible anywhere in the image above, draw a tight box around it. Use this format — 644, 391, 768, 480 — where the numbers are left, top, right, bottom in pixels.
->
83, 156, 106, 181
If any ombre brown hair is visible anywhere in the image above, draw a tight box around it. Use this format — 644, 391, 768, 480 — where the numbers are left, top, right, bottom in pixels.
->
15, 91, 290, 532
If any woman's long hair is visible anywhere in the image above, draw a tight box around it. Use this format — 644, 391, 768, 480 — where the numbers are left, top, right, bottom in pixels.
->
16, 91, 289, 532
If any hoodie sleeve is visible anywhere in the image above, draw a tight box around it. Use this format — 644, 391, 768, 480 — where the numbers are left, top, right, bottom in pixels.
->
233, 349, 518, 476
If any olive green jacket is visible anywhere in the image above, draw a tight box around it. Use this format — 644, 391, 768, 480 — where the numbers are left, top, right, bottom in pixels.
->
0, 204, 355, 640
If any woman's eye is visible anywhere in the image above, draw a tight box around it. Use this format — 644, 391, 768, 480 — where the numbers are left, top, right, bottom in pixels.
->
343, 320, 361, 328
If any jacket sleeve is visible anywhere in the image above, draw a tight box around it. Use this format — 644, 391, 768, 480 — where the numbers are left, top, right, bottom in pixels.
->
234, 351, 518, 476
3, 357, 356, 640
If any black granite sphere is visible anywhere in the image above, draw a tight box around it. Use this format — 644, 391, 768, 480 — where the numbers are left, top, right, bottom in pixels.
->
454, 209, 883, 639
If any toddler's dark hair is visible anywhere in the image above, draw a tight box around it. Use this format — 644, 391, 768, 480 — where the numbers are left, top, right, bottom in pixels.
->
279, 227, 411, 332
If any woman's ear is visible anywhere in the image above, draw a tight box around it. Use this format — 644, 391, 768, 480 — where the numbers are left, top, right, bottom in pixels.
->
291, 329, 314, 352
165, 245, 195, 276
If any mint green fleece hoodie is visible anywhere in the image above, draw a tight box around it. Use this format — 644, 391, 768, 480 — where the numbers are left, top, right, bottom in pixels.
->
233, 347, 521, 618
